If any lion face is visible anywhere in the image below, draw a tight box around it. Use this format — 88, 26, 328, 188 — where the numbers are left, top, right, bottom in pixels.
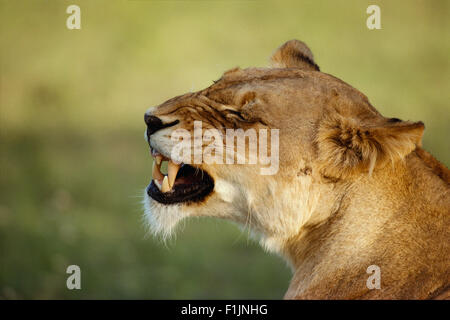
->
143, 40, 424, 250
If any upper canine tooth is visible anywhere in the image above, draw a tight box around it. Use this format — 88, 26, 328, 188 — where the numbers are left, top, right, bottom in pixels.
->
152, 161, 164, 182
167, 160, 181, 188
161, 175, 171, 193
155, 155, 163, 165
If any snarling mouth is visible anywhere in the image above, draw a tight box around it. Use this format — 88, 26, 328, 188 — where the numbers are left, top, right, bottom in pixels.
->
146, 148, 214, 205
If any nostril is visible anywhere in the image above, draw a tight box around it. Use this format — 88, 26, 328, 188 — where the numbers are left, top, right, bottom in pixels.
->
144, 113, 151, 125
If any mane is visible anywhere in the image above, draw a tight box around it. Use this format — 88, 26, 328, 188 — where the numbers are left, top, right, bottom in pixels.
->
415, 147, 450, 184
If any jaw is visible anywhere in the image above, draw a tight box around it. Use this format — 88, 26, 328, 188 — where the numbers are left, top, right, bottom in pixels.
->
144, 174, 322, 264
143, 167, 257, 240
143, 181, 242, 239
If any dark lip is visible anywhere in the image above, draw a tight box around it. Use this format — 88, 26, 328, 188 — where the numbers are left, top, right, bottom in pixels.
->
147, 165, 214, 205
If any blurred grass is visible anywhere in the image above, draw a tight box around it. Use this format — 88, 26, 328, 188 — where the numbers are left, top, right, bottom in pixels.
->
0, 0, 449, 299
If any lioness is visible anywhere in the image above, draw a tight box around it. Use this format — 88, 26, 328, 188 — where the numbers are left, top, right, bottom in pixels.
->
143, 40, 449, 299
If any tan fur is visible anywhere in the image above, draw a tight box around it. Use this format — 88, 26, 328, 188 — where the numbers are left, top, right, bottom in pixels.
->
144, 40, 450, 299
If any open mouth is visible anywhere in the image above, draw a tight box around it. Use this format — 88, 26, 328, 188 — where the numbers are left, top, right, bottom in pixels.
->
146, 148, 214, 205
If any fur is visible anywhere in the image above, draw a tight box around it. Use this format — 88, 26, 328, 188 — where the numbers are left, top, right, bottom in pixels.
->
143, 40, 449, 299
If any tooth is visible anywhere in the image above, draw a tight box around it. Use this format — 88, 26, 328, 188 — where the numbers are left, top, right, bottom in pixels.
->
161, 176, 171, 193
167, 160, 181, 188
152, 161, 164, 181
155, 155, 163, 165
153, 179, 162, 191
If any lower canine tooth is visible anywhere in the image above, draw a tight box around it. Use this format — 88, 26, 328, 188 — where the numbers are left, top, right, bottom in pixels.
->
161, 176, 171, 193
154, 179, 162, 191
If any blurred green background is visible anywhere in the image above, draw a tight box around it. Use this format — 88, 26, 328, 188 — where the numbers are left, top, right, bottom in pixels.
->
0, 0, 449, 299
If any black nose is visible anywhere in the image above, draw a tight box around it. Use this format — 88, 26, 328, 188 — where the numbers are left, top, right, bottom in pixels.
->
144, 113, 180, 139
145, 114, 165, 136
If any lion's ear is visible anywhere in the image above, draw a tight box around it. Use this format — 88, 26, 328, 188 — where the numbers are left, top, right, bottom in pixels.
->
269, 40, 320, 71
316, 114, 424, 177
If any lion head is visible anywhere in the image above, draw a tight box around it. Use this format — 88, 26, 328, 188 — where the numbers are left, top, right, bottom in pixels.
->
143, 40, 424, 253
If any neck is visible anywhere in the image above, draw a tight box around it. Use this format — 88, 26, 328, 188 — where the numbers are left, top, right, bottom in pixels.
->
281, 150, 449, 299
